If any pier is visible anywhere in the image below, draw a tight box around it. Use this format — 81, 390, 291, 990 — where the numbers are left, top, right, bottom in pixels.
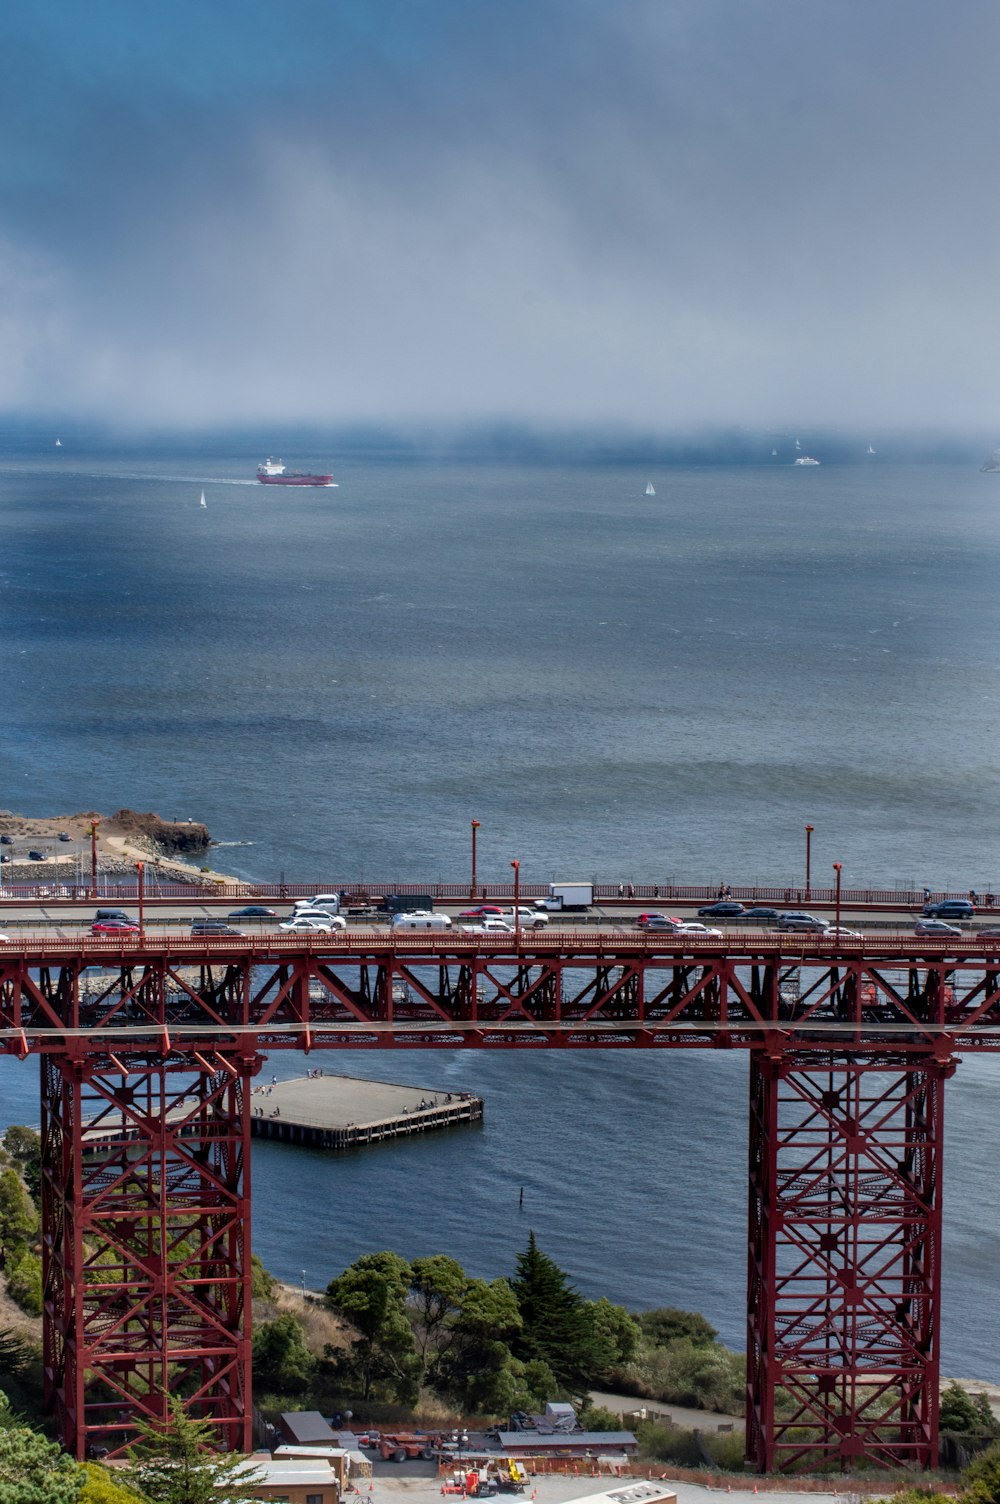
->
249, 1072, 483, 1149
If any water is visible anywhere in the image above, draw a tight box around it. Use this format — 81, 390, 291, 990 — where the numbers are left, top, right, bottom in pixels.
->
2, 445, 1000, 1374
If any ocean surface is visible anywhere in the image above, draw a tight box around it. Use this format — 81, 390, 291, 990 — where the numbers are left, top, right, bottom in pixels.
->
2, 444, 1000, 1374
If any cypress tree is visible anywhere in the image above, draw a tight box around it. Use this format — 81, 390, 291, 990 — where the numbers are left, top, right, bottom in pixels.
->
510, 1232, 603, 1395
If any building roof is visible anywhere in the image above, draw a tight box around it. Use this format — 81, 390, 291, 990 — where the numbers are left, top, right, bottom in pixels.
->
278, 1411, 339, 1446
495, 1431, 638, 1450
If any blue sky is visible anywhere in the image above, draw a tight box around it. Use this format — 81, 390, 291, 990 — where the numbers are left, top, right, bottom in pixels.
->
2, 0, 999, 432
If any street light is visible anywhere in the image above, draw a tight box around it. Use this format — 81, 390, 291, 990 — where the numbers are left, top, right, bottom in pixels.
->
833, 862, 842, 938
510, 860, 520, 943
470, 820, 480, 900
301, 1269, 306, 1300
136, 861, 144, 939
805, 824, 814, 900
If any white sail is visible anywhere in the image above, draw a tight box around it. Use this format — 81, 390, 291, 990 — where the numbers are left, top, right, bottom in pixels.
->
199, 490, 207, 508
645, 482, 656, 496
54, 438, 61, 447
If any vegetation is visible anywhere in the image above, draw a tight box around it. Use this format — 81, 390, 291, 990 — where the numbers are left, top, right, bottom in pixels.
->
79, 1464, 150, 1504
0, 1425, 86, 1504
0, 1130, 43, 1320
124, 1394, 261, 1504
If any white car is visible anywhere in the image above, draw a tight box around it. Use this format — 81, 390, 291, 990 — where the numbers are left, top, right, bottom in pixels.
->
289, 906, 346, 925
675, 923, 723, 937
496, 909, 549, 929
279, 916, 346, 934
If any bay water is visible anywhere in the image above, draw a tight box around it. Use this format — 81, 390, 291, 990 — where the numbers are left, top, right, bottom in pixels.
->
1, 445, 999, 1375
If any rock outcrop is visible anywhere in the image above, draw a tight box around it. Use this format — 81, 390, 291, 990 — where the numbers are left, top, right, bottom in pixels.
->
108, 810, 212, 854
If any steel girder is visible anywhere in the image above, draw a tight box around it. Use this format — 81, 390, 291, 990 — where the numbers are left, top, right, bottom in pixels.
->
41, 1048, 257, 1459
746, 1050, 949, 1473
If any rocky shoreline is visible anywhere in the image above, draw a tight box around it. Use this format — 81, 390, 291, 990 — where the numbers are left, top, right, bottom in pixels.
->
0, 807, 236, 886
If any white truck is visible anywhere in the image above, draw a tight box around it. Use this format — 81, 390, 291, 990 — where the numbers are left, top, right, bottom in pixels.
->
532, 883, 593, 912
461, 915, 548, 936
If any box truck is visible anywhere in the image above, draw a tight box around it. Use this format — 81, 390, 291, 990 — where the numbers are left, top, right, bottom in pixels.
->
534, 883, 593, 911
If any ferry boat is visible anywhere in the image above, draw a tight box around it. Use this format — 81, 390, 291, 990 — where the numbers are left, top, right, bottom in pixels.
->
256, 458, 337, 487
793, 456, 821, 466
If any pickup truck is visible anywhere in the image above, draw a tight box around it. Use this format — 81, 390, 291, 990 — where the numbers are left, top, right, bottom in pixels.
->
461, 916, 547, 935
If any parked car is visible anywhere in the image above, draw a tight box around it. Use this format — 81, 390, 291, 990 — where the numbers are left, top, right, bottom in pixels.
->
914, 919, 963, 937
743, 906, 780, 919
228, 905, 277, 919
922, 900, 974, 918
458, 905, 505, 920
58, 832, 72, 842
27, 850, 46, 861
0, 835, 12, 845
91, 920, 140, 935
697, 901, 745, 916
777, 914, 829, 932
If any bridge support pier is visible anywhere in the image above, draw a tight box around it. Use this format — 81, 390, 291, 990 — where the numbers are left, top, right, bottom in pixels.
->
41, 1048, 257, 1459
746, 1050, 949, 1472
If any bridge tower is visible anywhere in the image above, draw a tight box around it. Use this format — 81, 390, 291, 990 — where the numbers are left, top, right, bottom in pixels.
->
746, 1050, 950, 1471
40, 1048, 257, 1459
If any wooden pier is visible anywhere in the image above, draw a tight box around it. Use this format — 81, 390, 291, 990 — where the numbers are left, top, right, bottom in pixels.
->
249, 1072, 483, 1150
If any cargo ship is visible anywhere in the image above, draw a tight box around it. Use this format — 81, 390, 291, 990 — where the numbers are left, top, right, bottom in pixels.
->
256, 458, 337, 487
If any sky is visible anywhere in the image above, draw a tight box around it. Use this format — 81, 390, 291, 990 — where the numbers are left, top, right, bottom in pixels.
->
2, 0, 1000, 434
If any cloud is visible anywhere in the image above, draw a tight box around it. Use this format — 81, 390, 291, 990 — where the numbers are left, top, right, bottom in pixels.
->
4, 0, 1000, 430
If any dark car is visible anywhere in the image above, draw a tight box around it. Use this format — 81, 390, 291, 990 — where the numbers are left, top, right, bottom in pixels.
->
228, 905, 277, 919
91, 919, 140, 935
27, 850, 46, 861
697, 901, 745, 916
743, 906, 780, 919
95, 908, 134, 923
58, 832, 72, 842
914, 918, 963, 937
191, 921, 244, 937
923, 899, 974, 918
0, 836, 12, 846
777, 913, 829, 932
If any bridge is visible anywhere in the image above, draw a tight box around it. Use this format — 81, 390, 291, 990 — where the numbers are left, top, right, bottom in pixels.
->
3, 921, 999, 1473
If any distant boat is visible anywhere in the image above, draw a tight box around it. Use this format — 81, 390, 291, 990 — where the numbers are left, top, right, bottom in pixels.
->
645, 482, 655, 496
867, 444, 876, 455
257, 457, 337, 487
771, 448, 778, 457
795, 439, 802, 450
199, 490, 207, 508
54, 438, 61, 448
793, 456, 821, 466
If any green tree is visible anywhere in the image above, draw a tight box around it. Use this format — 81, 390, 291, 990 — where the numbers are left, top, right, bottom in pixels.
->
249, 1254, 274, 1301
577, 1403, 622, 1431
252, 1312, 317, 1395
638, 1307, 718, 1350
125, 1395, 261, 1504
940, 1381, 980, 1433
6, 1252, 42, 1317
0, 1425, 85, 1504
410, 1254, 468, 1372
325, 1251, 419, 1402
511, 1232, 604, 1395
1, 1131, 40, 1212
587, 1297, 642, 1373
0, 1170, 38, 1270
432, 1277, 523, 1410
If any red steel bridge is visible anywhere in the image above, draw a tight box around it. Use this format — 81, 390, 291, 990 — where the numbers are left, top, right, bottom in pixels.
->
3, 926, 999, 1472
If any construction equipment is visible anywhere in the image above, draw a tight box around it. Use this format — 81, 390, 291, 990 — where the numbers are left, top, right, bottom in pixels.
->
376, 1431, 442, 1462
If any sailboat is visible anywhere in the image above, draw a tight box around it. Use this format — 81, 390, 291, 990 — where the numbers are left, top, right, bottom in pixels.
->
199, 490, 207, 508
645, 482, 656, 496
771, 448, 778, 457
867, 444, 876, 455
54, 438, 61, 448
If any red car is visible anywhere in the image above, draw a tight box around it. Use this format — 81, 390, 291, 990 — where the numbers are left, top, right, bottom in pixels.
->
457, 905, 505, 919
636, 912, 683, 928
91, 920, 140, 936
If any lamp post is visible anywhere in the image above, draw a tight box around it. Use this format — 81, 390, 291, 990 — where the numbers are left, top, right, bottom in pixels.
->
510, 860, 520, 943
470, 820, 480, 900
136, 861, 144, 939
301, 1269, 306, 1301
833, 862, 842, 938
805, 824, 814, 900
90, 819, 99, 898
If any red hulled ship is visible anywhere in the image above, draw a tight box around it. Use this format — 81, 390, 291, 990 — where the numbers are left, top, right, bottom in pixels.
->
256, 458, 337, 487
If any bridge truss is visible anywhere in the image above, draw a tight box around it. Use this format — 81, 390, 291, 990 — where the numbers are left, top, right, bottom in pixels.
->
2, 930, 999, 1470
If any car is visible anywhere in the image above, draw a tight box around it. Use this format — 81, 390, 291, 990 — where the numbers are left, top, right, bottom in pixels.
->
91, 920, 140, 935
228, 906, 278, 919
743, 906, 780, 920
923, 900, 974, 918
496, 908, 549, 929
976, 927, 1000, 939
0, 835, 13, 845
0, 935, 10, 943
27, 850, 46, 861
279, 916, 343, 933
289, 907, 348, 927
777, 914, 829, 932
58, 832, 72, 842
636, 912, 682, 929
462, 920, 518, 935
190, 921, 245, 937
458, 905, 505, 920
94, 908, 135, 924
697, 901, 745, 916
823, 926, 863, 939
675, 922, 723, 937
914, 919, 963, 937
